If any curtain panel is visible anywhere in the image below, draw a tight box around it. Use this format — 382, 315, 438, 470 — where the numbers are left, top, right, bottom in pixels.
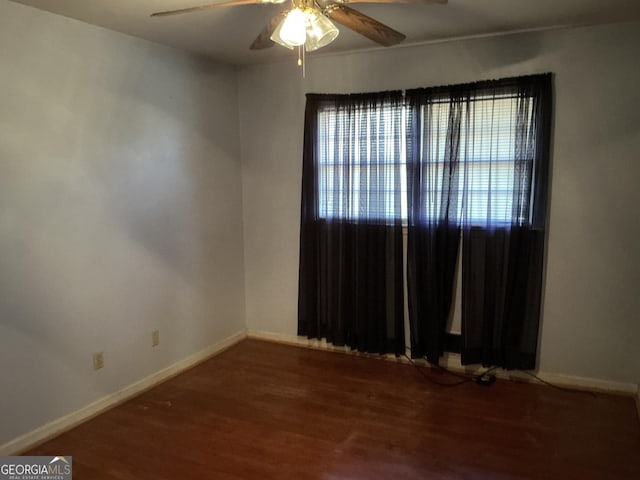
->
459, 75, 552, 369
405, 90, 464, 363
406, 74, 552, 369
297, 92, 406, 355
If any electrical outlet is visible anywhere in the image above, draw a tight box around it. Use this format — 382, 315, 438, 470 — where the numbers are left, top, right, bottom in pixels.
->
93, 352, 104, 370
152, 330, 160, 347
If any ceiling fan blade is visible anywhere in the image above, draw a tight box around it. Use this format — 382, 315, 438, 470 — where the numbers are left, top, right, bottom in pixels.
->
249, 11, 288, 50
338, 0, 446, 3
151, 0, 283, 18
325, 5, 406, 47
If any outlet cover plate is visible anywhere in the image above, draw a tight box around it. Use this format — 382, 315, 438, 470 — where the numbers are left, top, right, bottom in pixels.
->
93, 352, 104, 370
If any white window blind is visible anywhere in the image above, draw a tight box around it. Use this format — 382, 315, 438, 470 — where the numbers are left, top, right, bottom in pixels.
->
316, 104, 408, 222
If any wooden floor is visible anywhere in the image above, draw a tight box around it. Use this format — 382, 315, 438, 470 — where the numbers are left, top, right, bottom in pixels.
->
28, 339, 640, 479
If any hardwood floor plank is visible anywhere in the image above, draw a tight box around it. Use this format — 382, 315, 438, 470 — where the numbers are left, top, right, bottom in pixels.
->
26, 339, 640, 479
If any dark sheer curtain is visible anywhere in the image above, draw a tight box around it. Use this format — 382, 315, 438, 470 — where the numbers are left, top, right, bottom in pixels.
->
460, 75, 552, 369
406, 74, 552, 369
297, 92, 406, 355
405, 90, 464, 363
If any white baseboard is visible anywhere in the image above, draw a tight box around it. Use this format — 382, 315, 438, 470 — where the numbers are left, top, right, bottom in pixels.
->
1, 330, 247, 456
247, 329, 638, 396
247, 329, 348, 351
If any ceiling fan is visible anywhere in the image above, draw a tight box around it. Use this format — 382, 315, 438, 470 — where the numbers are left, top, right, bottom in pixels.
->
151, 0, 447, 52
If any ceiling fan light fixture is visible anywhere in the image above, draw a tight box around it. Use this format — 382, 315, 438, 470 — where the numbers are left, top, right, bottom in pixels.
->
304, 10, 339, 52
271, 8, 307, 48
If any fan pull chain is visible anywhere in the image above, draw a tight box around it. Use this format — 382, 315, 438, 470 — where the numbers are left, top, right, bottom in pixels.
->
297, 45, 306, 79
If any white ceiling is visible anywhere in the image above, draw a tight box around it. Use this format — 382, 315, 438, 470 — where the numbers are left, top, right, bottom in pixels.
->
10, 0, 640, 65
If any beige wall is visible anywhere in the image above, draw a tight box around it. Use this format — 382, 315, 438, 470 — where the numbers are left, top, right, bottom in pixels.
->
238, 22, 640, 385
0, 2, 245, 445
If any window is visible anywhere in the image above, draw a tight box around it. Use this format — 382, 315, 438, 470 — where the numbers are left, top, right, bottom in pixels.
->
315, 91, 538, 226
300, 75, 552, 367
316, 101, 407, 222
461, 96, 532, 224
415, 93, 536, 225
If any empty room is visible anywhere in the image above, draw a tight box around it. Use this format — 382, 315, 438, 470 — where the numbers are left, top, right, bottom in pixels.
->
1, 0, 639, 478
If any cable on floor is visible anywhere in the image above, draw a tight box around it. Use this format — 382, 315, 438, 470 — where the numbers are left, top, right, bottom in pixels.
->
404, 347, 599, 396
403, 348, 497, 387
516, 370, 598, 397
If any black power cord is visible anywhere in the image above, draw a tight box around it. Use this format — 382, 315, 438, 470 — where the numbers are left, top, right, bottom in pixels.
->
404, 348, 595, 397
517, 370, 597, 397
403, 348, 498, 388
404, 353, 471, 387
